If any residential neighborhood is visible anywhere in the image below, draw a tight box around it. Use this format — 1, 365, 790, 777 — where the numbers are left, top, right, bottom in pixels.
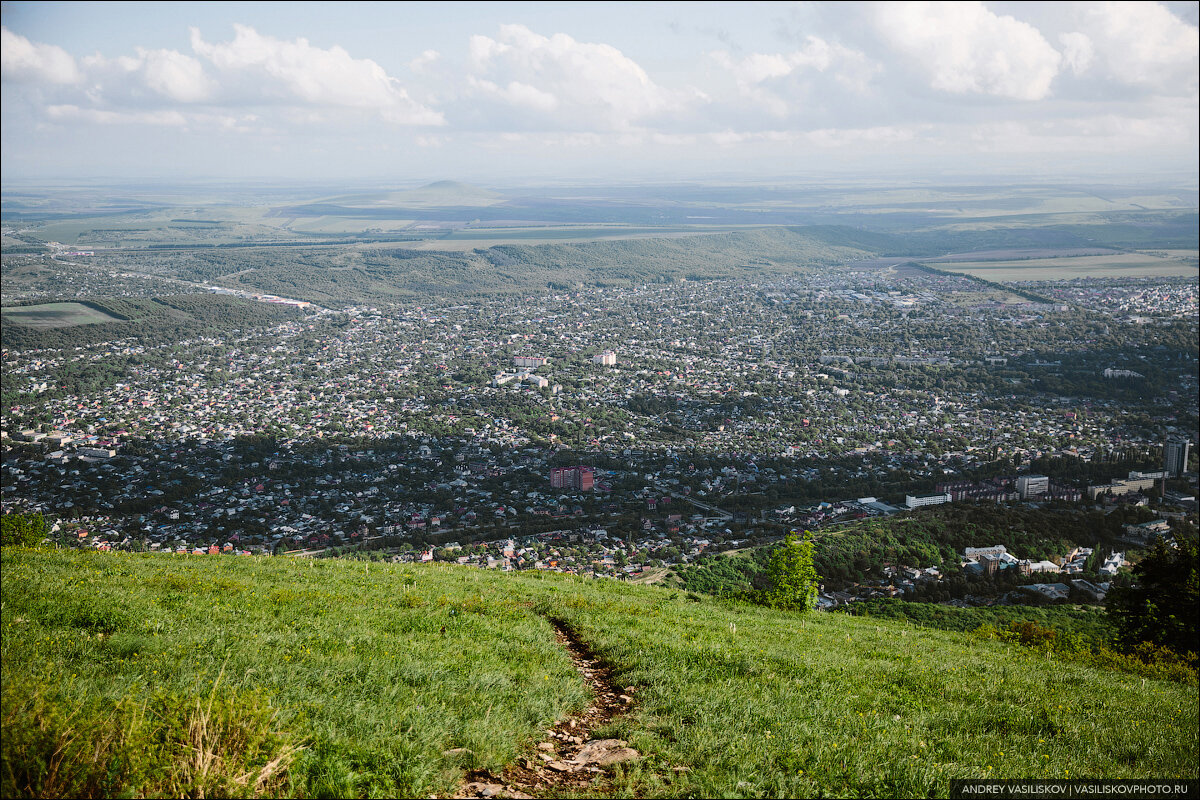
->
3, 269, 1195, 597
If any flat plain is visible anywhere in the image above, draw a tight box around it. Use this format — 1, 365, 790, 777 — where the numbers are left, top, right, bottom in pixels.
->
0, 302, 123, 328
934, 252, 1199, 281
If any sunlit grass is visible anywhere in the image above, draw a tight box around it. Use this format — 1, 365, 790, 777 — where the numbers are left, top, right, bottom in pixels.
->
3, 548, 1196, 798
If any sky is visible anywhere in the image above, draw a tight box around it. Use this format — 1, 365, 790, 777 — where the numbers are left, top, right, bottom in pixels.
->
2, 1, 1198, 185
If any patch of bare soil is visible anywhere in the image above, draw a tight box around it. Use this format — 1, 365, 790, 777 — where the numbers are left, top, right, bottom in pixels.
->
455, 620, 638, 799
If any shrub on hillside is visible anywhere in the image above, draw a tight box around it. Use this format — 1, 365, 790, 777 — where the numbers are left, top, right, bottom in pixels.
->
755, 531, 819, 612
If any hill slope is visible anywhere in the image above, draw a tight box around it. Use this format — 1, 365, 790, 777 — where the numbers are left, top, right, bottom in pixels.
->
310, 182, 507, 210
115, 225, 878, 305
1, 548, 1195, 798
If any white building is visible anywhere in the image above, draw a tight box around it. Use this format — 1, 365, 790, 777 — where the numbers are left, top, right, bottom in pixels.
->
592, 351, 617, 366
905, 493, 951, 509
965, 544, 1008, 559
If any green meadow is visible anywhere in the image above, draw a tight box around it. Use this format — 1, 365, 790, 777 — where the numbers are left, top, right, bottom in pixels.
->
2, 548, 1196, 798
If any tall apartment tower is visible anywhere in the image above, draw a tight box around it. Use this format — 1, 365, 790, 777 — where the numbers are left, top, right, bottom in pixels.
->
550, 465, 595, 491
1164, 439, 1191, 477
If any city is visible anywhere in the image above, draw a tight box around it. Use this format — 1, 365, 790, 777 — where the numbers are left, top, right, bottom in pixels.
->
4, 264, 1195, 609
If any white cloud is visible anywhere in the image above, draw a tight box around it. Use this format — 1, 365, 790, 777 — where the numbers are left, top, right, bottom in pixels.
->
70, 48, 214, 109
804, 125, 918, 148
1080, 2, 1198, 93
467, 77, 559, 112
2, 8, 1196, 180
409, 49, 441, 74
870, 2, 1063, 100
136, 47, 214, 103
1058, 32, 1094, 76
5, 24, 443, 132
465, 24, 677, 129
711, 37, 879, 116
189, 24, 444, 124
712, 37, 867, 84
46, 104, 188, 126
1, 27, 81, 84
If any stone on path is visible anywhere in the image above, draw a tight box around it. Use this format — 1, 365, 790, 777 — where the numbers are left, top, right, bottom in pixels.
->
572, 739, 640, 767
459, 781, 533, 799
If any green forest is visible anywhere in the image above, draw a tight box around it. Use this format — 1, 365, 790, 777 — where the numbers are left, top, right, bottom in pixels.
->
676, 503, 1164, 595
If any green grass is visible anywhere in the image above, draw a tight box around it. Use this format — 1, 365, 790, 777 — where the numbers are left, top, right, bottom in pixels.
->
2, 548, 1196, 798
0, 302, 124, 328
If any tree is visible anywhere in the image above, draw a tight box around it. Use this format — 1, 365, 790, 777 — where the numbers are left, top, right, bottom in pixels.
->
761, 531, 819, 611
1107, 536, 1199, 658
1, 512, 49, 548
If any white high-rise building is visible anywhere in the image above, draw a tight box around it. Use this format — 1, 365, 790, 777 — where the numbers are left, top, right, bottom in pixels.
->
1016, 475, 1049, 499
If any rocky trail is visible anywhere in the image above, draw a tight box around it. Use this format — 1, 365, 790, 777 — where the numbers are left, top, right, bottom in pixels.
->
455, 620, 639, 799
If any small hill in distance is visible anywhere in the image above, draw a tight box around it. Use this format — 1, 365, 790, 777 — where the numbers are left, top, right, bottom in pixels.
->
318, 181, 507, 209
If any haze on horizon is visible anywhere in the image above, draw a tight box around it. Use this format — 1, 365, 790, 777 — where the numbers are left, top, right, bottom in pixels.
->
2, 1, 1198, 186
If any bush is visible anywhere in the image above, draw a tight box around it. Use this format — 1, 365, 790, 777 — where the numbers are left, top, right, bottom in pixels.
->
758, 532, 819, 612
971, 621, 1196, 685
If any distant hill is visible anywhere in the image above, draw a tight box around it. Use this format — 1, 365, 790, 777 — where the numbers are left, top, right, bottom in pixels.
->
307, 181, 507, 210
130, 226, 879, 305
1, 548, 1194, 799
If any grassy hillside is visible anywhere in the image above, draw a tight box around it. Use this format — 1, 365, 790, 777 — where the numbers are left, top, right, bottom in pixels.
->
224, 226, 873, 303
2, 548, 1196, 798
73, 226, 877, 305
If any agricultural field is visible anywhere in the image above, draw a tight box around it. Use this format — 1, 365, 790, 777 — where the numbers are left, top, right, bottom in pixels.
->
420, 225, 746, 250
282, 216, 418, 234
0, 302, 123, 328
2, 548, 1195, 799
934, 253, 1199, 282
28, 206, 293, 248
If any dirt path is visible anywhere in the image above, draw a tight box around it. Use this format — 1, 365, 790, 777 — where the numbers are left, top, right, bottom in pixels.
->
456, 620, 638, 799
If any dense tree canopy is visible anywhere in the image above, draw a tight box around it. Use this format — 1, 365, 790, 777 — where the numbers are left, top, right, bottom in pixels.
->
1107, 536, 1199, 659
1, 512, 49, 548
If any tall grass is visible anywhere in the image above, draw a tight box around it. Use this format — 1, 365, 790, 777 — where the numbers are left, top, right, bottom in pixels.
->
2, 549, 1196, 798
